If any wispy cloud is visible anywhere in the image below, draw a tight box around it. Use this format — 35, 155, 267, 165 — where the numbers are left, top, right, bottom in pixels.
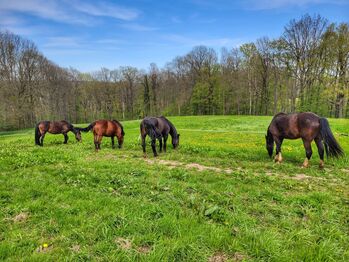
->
43, 37, 83, 48
121, 23, 158, 31
164, 34, 243, 47
171, 16, 182, 23
70, 1, 139, 21
0, 0, 139, 26
243, 0, 348, 10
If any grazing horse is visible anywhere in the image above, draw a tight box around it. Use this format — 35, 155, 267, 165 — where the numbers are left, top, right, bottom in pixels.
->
265, 112, 343, 168
79, 120, 125, 151
140, 116, 180, 157
35, 120, 81, 146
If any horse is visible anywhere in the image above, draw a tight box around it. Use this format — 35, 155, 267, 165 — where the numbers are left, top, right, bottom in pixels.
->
79, 120, 125, 151
140, 116, 180, 157
35, 120, 81, 146
265, 112, 343, 168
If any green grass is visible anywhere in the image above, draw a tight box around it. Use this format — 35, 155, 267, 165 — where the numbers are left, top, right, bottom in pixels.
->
0, 115, 348, 261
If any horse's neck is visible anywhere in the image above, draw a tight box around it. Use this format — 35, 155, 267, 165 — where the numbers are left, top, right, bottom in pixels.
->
169, 125, 177, 138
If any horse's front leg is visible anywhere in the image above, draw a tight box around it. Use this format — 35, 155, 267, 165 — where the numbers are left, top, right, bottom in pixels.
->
63, 133, 68, 144
163, 134, 168, 153
274, 137, 284, 163
314, 136, 324, 168
111, 136, 115, 149
302, 138, 313, 168
151, 138, 158, 157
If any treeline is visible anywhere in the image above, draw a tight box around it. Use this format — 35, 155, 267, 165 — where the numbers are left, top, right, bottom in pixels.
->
1, 14, 348, 130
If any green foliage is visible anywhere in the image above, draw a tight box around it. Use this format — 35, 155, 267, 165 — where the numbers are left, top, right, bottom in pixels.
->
0, 116, 349, 260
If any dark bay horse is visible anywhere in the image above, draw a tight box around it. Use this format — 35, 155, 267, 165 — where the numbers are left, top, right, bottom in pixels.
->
266, 112, 343, 168
35, 120, 81, 146
79, 120, 125, 151
140, 116, 180, 157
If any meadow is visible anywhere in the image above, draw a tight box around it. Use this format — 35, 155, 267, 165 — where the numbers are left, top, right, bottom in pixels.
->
0, 115, 348, 261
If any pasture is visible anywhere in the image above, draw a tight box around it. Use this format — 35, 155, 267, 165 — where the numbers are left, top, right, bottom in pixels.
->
0, 116, 348, 261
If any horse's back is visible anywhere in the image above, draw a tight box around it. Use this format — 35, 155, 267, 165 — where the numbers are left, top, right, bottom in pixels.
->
93, 120, 121, 137
270, 112, 321, 139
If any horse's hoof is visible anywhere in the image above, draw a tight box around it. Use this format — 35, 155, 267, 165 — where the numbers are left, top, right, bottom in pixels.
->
319, 160, 324, 169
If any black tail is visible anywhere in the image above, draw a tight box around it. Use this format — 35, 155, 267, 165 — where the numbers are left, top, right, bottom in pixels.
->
142, 119, 162, 140
35, 123, 41, 145
320, 118, 344, 158
78, 122, 95, 132
113, 120, 125, 136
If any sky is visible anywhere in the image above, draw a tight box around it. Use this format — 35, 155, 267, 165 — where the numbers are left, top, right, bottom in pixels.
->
0, 0, 348, 72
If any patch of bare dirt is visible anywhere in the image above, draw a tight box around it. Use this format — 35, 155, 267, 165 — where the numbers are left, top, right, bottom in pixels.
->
208, 252, 228, 262
13, 212, 28, 223
232, 252, 249, 261
36, 244, 53, 253
137, 245, 152, 254
290, 174, 313, 181
115, 237, 132, 250
145, 159, 233, 174
70, 244, 80, 252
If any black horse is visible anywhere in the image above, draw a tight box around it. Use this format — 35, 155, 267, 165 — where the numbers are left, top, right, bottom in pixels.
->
266, 112, 343, 168
140, 116, 180, 157
35, 120, 81, 146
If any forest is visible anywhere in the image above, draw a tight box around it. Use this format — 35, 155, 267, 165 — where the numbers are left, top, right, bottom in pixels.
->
0, 14, 348, 130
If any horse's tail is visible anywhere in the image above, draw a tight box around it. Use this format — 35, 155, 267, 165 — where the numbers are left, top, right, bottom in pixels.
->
142, 119, 162, 140
35, 123, 41, 145
113, 120, 125, 136
320, 118, 344, 158
78, 122, 96, 132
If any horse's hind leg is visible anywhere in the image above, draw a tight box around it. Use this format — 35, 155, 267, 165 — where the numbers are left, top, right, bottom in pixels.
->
302, 138, 313, 168
94, 134, 99, 151
97, 136, 102, 150
159, 137, 163, 152
63, 133, 68, 144
111, 136, 115, 149
315, 136, 324, 168
141, 135, 147, 157
40, 132, 46, 147
151, 139, 158, 157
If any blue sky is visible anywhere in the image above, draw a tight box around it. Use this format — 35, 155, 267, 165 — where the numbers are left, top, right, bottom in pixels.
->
0, 0, 348, 72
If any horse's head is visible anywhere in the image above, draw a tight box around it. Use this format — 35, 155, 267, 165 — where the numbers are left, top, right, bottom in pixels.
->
74, 129, 82, 142
172, 134, 180, 149
265, 132, 274, 158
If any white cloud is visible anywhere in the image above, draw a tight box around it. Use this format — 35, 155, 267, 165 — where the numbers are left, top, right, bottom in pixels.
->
164, 34, 243, 47
0, 0, 139, 26
243, 0, 348, 10
43, 37, 82, 48
71, 1, 139, 21
121, 23, 158, 31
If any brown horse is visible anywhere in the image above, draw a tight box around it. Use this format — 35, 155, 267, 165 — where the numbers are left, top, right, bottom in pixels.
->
79, 120, 125, 151
35, 120, 81, 146
140, 116, 180, 157
266, 112, 343, 168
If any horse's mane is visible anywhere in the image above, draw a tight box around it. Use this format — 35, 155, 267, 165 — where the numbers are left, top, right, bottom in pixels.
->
159, 116, 177, 136
273, 112, 287, 119
112, 120, 125, 136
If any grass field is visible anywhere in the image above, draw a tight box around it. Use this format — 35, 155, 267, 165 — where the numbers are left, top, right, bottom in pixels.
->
0, 115, 349, 261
